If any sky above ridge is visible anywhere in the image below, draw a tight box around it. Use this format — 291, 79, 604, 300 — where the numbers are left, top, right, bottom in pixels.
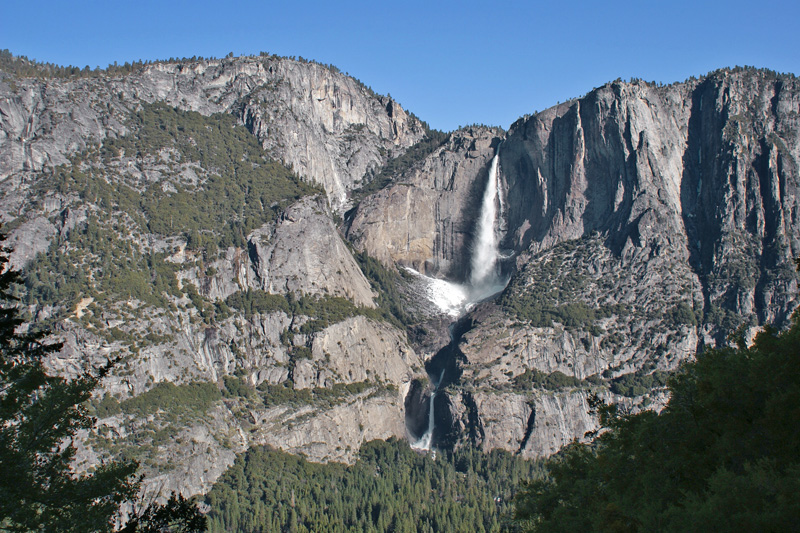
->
3, 0, 798, 132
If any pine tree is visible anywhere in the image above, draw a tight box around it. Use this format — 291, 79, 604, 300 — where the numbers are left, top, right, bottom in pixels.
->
0, 234, 139, 531
0, 232, 206, 531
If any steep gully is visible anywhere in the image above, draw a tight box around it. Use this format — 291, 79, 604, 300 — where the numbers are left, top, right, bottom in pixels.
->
407, 150, 509, 451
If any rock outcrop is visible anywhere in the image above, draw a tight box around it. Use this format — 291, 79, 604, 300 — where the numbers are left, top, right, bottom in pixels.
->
0, 56, 426, 211
347, 127, 503, 278
245, 196, 376, 307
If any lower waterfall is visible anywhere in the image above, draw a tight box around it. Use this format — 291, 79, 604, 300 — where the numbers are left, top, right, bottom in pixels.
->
411, 369, 445, 451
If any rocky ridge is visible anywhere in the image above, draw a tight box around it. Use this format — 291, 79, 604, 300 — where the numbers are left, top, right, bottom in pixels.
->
0, 54, 798, 500
353, 69, 799, 457
0, 55, 425, 210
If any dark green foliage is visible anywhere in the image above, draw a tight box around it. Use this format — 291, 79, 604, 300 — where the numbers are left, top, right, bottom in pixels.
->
353, 249, 412, 327
226, 290, 391, 333
24, 214, 181, 312
91, 392, 123, 418
20, 101, 318, 320
2, 234, 179, 531
92, 102, 319, 249
293, 295, 369, 335
205, 438, 546, 532
224, 290, 291, 318
120, 492, 206, 533
668, 301, 698, 326
222, 375, 256, 400
514, 308, 800, 531
500, 239, 627, 330
706, 304, 751, 333
91, 381, 223, 468
119, 381, 221, 422
512, 369, 587, 391
608, 370, 670, 397
0, 233, 209, 531
257, 380, 373, 409
503, 290, 627, 330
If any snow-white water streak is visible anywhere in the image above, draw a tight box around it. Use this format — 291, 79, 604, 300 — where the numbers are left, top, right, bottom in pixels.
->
412, 369, 446, 451
470, 152, 502, 289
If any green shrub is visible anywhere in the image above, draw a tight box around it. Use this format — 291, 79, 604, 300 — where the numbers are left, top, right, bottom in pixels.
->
513, 369, 587, 391
669, 302, 698, 326
257, 380, 375, 409
609, 370, 670, 397
222, 376, 255, 399
119, 381, 221, 421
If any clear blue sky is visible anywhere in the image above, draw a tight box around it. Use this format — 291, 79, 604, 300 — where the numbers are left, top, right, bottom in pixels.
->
3, 0, 798, 132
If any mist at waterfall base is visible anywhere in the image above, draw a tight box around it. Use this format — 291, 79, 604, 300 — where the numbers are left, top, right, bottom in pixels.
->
407, 153, 509, 318
409, 153, 507, 451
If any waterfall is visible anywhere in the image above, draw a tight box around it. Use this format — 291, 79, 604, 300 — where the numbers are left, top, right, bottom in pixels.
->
411, 369, 445, 451
403, 149, 508, 316
468, 152, 507, 301
470, 153, 500, 287
407, 149, 509, 451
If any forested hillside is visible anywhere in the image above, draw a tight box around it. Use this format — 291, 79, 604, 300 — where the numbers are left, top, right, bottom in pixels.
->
205, 439, 545, 532
514, 279, 800, 532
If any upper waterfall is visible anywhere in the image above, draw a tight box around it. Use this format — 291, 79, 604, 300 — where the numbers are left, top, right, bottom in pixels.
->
405, 147, 509, 316
470, 152, 502, 288
467, 151, 508, 302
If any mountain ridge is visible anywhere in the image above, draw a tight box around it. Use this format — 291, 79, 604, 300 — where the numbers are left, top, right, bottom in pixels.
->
1, 52, 797, 500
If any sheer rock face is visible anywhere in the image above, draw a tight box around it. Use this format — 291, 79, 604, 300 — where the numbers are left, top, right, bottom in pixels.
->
462, 390, 601, 457
294, 315, 421, 388
347, 127, 503, 279
427, 70, 800, 459
253, 392, 409, 463
0, 56, 425, 210
245, 196, 376, 307
240, 61, 426, 209
243, 315, 422, 464
501, 72, 800, 327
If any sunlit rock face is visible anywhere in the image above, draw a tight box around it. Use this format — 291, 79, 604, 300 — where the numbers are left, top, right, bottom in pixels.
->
347, 127, 504, 279
246, 196, 377, 307
1, 56, 798, 497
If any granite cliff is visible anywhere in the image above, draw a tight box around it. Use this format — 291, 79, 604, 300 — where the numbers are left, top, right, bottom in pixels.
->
382, 69, 799, 455
0, 53, 798, 500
